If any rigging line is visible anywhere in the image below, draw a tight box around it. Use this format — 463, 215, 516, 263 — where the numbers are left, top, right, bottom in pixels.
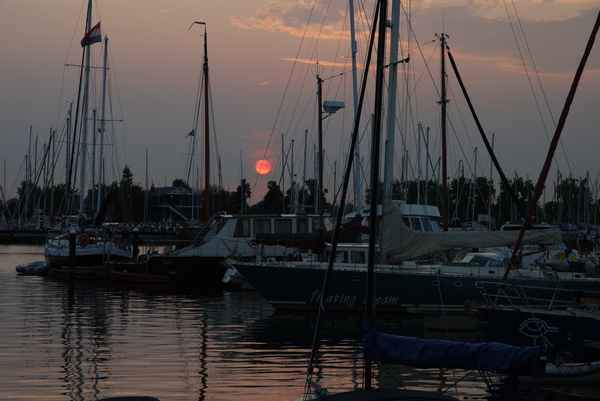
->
208, 79, 223, 188
8, 157, 27, 221
501, 0, 572, 175
107, 46, 125, 175
312, 0, 336, 67
187, 45, 204, 184
355, 114, 373, 189
285, 0, 342, 155
187, 71, 205, 185
108, 67, 121, 181
398, 28, 496, 212
447, 80, 477, 151
400, 2, 441, 98
54, 0, 87, 129
303, 2, 379, 396
509, 0, 572, 174
254, 0, 320, 191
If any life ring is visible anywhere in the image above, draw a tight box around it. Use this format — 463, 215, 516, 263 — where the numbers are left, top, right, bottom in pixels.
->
79, 234, 89, 247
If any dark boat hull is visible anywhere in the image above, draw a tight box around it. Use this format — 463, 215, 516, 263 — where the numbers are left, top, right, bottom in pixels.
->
46, 254, 117, 269
479, 306, 600, 354
109, 256, 227, 289
233, 264, 600, 313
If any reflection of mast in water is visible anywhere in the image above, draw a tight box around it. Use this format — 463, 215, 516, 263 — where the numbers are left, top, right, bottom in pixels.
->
60, 284, 84, 401
60, 281, 114, 401
89, 287, 112, 400
198, 312, 208, 401
350, 347, 360, 389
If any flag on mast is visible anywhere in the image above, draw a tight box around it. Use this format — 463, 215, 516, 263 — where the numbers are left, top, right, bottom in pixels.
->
81, 22, 102, 47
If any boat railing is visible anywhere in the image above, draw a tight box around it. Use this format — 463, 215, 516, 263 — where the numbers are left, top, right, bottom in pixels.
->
478, 280, 599, 309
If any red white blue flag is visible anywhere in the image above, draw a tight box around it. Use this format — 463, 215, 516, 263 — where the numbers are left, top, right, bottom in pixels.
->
80, 22, 102, 47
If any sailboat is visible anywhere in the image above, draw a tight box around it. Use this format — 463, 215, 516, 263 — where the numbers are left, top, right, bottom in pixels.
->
119, 21, 339, 290
230, 4, 600, 314
45, 0, 132, 272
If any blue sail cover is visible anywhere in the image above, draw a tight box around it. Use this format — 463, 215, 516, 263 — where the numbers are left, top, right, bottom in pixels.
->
365, 331, 544, 375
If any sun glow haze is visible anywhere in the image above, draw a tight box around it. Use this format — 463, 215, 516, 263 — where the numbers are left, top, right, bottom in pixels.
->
255, 159, 272, 175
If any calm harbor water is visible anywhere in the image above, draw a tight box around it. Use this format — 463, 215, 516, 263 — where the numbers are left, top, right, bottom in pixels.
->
0, 245, 501, 401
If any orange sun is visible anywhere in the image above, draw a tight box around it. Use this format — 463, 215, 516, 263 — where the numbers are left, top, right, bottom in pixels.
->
255, 159, 272, 175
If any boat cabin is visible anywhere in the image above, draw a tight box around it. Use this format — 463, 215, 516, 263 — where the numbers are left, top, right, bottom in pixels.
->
344, 201, 442, 233
455, 252, 507, 268
324, 243, 369, 264
229, 214, 325, 238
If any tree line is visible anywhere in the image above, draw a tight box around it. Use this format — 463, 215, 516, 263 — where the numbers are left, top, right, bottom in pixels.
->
2, 165, 598, 228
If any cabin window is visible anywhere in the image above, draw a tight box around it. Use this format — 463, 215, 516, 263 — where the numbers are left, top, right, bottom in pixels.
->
275, 219, 293, 234
422, 219, 433, 232
350, 250, 366, 264
234, 218, 251, 237
297, 218, 309, 233
312, 217, 322, 231
402, 217, 411, 229
335, 251, 348, 263
255, 218, 272, 235
430, 220, 442, 232
412, 218, 423, 232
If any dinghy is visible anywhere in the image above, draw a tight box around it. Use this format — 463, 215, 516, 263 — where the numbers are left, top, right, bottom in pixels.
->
15, 261, 48, 276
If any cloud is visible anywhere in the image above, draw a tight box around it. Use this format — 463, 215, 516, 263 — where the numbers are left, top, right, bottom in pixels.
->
232, 0, 598, 44
413, 0, 598, 22
231, 0, 358, 40
280, 57, 353, 68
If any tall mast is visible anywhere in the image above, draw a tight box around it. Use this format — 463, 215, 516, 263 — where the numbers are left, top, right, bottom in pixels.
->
240, 150, 245, 214
439, 33, 449, 231
348, 0, 362, 212
313, 143, 317, 213
202, 25, 211, 222
472, 146, 478, 223
281, 133, 286, 212
382, 0, 401, 205
144, 148, 149, 223
316, 75, 324, 215
488, 133, 494, 229
91, 108, 96, 213
417, 124, 423, 204
28, 126, 32, 182
365, 0, 388, 389
50, 130, 55, 221
302, 129, 308, 212
292, 139, 298, 213
34, 134, 38, 182
65, 104, 72, 186
425, 127, 430, 204
78, 0, 93, 214
97, 36, 108, 212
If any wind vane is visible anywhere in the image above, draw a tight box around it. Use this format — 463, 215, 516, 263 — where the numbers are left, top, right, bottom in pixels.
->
188, 21, 206, 31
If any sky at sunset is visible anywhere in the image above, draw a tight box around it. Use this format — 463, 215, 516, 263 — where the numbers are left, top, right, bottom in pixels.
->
1, 0, 599, 202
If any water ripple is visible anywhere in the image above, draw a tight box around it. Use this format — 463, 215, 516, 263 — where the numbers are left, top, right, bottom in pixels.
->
0, 245, 499, 401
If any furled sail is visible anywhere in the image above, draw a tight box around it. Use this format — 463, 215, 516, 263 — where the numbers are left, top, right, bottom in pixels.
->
382, 204, 561, 262
365, 330, 544, 375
